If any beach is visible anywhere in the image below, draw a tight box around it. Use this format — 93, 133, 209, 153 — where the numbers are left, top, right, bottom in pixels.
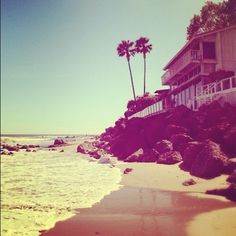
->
42, 161, 236, 236
1, 135, 236, 236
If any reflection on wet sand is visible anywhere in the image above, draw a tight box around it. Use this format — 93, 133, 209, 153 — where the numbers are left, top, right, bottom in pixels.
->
41, 186, 235, 236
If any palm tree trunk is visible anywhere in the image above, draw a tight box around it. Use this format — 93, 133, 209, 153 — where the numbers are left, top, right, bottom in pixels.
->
127, 60, 136, 100
143, 56, 146, 95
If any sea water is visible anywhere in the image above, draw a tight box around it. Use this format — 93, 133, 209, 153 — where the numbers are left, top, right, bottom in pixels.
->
1, 136, 121, 236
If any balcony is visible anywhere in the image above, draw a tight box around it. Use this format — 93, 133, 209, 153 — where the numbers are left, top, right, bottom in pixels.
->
161, 50, 201, 85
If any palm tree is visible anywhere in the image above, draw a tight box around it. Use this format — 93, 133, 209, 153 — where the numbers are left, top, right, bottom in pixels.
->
117, 40, 136, 100
135, 37, 152, 95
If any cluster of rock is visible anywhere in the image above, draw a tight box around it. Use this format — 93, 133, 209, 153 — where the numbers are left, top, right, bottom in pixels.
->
95, 101, 236, 199
1, 144, 40, 155
99, 103, 236, 174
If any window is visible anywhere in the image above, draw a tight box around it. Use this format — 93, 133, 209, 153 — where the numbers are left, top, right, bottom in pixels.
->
203, 42, 216, 59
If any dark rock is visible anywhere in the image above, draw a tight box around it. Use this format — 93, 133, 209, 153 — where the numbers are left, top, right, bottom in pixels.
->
222, 125, 236, 156
19, 145, 29, 149
223, 158, 236, 174
181, 141, 203, 170
124, 149, 144, 162
8, 152, 14, 155
2, 144, 19, 152
157, 151, 182, 165
164, 124, 188, 138
227, 169, 236, 184
32, 150, 37, 152
206, 184, 236, 202
190, 140, 229, 178
170, 134, 193, 153
154, 140, 173, 154
141, 148, 160, 162
53, 139, 66, 146
124, 168, 133, 174
87, 149, 102, 159
60, 150, 64, 152
182, 179, 196, 186
1, 151, 8, 155
26, 149, 31, 152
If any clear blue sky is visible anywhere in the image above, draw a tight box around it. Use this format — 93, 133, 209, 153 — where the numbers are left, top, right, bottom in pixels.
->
1, 0, 221, 134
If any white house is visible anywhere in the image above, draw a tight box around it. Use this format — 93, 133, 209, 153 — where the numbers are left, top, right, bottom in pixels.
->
129, 25, 236, 119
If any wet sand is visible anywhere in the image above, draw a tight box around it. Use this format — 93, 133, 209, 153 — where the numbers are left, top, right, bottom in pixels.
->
41, 163, 236, 236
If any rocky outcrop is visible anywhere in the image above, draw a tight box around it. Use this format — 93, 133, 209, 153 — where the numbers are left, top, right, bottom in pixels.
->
190, 140, 229, 178
170, 134, 193, 153
181, 141, 203, 170
154, 140, 173, 154
124, 149, 144, 162
206, 184, 236, 202
227, 169, 236, 184
157, 151, 182, 165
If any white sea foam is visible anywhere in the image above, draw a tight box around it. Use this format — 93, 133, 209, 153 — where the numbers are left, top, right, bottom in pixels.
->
1, 136, 121, 236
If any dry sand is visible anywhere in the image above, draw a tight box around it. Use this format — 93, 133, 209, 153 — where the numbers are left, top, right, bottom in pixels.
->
41, 161, 236, 236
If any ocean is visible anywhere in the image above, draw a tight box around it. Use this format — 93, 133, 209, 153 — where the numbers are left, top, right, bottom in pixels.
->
1, 135, 121, 236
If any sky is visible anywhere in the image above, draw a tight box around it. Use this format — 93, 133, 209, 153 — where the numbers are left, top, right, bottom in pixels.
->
1, 0, 222, 135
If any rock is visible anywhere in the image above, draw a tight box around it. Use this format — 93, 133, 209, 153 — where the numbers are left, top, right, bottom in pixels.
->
32, 150, 37, 152
26, 149, 31, 152
190, 140, 229, 178
223, 158, 236, 174
2, 144, 19, 152
124, 168, 133, 174
181, 141, 203, 170
154, 140, 173, 154
227, 169, 236, 184
19, 145, 29, 149
141, 148, 160, 162
1, 151, 8, 155
170, 134, 193, 153
98, 156, 113, 164
87, 150, 102, 159
157, 151, 182, 165
222, 125, 236, 156
206, 184, 236, 202
8, 152, 14, 155
182, 179, 196, 186
60, 150, 64, 152
77, 141, 95, 154
164, 124, 188, 138
124, 148, 144, 162
54, 139, 66, 146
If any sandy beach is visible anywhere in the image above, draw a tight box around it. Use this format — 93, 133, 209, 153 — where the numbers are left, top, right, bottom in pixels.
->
41, 161, 236, 236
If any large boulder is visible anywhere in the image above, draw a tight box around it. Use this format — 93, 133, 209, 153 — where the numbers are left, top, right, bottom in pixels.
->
54, 139, 66, 146
170, 134, 193, 153
124, 148, 144, 162
164, 124, 188, 138
181, 141, 203, 170
154, 140, 173, 154
227, 169, 236, 184
206, 184, 236, 202
77, 141, 95, 154
190, 140, 229, 178
157, 151, 182, 165
222, 125, 236, 156
141, 148, 160, 162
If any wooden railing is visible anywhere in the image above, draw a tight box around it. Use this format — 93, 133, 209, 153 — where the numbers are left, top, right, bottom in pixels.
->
129, 76, 236, 119
195, 76, 236, 108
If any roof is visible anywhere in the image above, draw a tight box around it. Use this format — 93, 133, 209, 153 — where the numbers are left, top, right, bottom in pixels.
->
163, 24, 236, 70
154, 89, 170, 94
